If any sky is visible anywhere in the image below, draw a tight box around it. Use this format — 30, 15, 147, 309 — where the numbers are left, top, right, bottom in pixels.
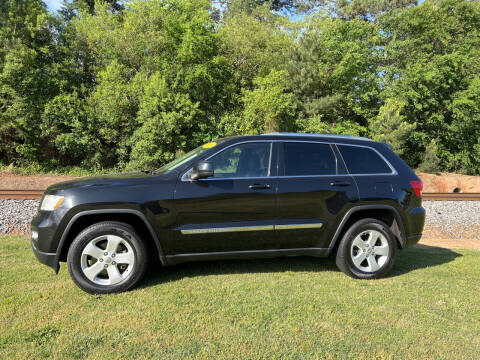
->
45, 0, 63, 12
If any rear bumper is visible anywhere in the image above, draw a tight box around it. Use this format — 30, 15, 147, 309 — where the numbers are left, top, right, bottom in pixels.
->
31, 238, 59, 273
404, 206, 426, 246
405, 234, 422, 248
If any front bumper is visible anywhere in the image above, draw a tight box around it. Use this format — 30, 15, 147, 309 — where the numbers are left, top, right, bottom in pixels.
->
31, 238, 59, 273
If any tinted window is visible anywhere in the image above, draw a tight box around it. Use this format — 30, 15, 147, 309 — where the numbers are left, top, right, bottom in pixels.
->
338, 145, 392, 174
284, 142, 336, 176
209, 142, 271, 178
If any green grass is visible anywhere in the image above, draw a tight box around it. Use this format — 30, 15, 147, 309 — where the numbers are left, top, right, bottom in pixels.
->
1, 236, 479, 359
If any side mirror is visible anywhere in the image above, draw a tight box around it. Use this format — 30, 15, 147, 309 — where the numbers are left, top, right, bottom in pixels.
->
190, 161, 214, 180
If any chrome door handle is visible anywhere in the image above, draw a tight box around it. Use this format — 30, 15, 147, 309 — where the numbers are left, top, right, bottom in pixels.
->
330, 181, 351, 187
249, 184, 271, 190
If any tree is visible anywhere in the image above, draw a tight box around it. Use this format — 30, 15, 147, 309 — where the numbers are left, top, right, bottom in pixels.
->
288, 17, 380, 135
0, 0, 58, 165
369, 99, 415, 156
323, 0, 417, 21
219, 5, 294, 87
379, 0, 480, 173
241, 69, 297, 133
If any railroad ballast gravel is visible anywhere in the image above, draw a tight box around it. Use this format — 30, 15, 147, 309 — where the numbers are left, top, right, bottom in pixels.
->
0, 199, 479, 235
0, 199, 39, 234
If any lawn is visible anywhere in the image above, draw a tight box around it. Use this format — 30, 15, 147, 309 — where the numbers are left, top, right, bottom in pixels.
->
1, 236, 479, 360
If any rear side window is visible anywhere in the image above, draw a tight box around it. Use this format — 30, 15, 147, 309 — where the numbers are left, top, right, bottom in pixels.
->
284, 142, 336, 176
338, 145, 392, 174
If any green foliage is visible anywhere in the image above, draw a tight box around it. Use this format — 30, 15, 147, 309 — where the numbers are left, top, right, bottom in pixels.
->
326, 0, 418, 20
417, 140, 442, 173
219, 6, 293, 87
289, 17, 380, 129
42, 92, 91, 164
0, 0, 479, 175
380, 0, 480, 174
128, 72, 204, 169
370, 99, 415, 156
241, 70, 297, 133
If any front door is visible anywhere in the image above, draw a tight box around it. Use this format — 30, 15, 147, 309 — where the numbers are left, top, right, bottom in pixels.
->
275, 141, 358, 249
170, 141, 278, 254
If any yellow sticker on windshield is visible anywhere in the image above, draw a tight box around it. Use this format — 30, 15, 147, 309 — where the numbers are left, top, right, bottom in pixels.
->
202, 142, 217, 149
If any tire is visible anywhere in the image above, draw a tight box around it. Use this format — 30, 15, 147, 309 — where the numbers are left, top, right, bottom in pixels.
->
67, 221, 148, 294
335, 218, 396, 279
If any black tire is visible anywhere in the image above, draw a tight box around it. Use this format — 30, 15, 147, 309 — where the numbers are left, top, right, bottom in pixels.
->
335, 218, 396, 279
67, 221, 148, 294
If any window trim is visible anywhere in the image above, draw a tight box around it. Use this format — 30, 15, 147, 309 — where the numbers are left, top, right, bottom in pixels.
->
335, 143, 397, 176
181, 140, 397, 181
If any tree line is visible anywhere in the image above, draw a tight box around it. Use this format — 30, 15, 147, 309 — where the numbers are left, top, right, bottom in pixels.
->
1, 0, 479, 174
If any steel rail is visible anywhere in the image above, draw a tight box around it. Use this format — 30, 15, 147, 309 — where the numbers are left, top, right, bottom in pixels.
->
422, 193, 480, 201
0, 189, 44, 200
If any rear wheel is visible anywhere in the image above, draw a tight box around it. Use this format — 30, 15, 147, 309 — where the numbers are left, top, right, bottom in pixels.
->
335, 218, 396, 279
67, 222, 148, 294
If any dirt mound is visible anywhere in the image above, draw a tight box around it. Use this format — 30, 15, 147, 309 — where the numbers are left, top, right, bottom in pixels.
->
0, 172, 76, 190
418, 172, 480, 193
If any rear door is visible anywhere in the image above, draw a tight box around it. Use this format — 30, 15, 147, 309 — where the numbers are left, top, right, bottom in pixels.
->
275, 141, 358, 249
335, 144, 397, 201
170, 141, 279, 254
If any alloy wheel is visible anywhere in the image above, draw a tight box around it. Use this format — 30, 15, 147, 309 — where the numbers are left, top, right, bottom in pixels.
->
80, 235, 135, 285
350, 230, 390, 273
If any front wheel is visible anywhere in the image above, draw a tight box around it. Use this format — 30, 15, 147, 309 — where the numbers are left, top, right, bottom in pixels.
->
67, 222, 148, 294
335, 218, 396, 279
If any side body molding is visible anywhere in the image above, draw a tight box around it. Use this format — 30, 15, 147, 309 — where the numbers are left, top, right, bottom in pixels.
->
55, 209, 166, 272
328, 205, 406, 250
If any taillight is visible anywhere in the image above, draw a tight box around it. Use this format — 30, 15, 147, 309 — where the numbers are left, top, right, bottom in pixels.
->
410, 180, 423, 197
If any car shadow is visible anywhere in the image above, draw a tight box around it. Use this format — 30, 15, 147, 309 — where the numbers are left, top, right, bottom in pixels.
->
140, 245, 462, 287
389, 244, 462, 277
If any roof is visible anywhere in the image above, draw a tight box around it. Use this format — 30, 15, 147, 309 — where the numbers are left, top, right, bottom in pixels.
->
261, 132, 371, 142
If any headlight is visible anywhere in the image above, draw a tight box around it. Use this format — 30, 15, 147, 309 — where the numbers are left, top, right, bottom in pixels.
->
40, 195, 65, 211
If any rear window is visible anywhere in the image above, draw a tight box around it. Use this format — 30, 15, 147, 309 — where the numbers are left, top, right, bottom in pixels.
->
284, 142, 336, 176
337, 145, 392, 174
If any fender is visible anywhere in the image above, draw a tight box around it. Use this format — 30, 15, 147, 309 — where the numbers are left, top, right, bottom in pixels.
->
327, 205, 406, 250
55, 209, 166, 272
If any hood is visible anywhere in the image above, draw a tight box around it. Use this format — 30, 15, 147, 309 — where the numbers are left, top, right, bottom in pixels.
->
45, 171, 175, 193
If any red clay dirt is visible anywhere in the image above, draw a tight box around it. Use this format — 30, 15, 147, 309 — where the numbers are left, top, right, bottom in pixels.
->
0, 171, 76, 190
418, 172, 480, 193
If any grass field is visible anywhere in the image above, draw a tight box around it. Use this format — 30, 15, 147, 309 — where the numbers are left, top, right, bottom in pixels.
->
1, 235, 480, 359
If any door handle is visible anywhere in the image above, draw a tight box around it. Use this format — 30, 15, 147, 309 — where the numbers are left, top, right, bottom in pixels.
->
249, 184, 271, 190
330, 181, 351, 187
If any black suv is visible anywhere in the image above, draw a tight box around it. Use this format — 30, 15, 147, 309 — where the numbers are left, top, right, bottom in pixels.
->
31, 133, 425, 294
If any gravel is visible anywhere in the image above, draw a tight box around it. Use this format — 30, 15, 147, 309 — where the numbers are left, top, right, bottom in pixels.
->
423, 201, 480, 226
0, 199, 479, 235
0, 199, 39, 234
422, 200, 480, 239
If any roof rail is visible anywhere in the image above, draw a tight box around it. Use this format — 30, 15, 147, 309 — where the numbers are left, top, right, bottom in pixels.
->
261, 132, 371, 142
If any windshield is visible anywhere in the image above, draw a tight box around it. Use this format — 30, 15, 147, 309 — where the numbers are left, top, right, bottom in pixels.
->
155, 139, 228, 174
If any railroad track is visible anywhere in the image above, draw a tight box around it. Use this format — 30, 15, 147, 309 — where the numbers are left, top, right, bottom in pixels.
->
0, 189, 44, 200
1, 189, 480, 201
422, 193, 480, 201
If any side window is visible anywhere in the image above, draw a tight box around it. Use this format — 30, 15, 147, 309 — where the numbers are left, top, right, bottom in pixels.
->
283, 142, 336, 176
337, 145, 392, 174
209, 142, 271, 178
